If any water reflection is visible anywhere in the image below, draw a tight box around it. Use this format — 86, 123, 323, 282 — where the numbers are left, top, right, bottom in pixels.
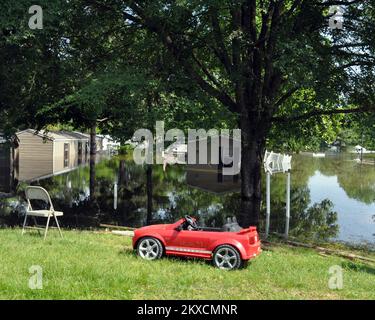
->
0, 143, 13, 194
186, 164, 240, 194
0, 152, 374, 246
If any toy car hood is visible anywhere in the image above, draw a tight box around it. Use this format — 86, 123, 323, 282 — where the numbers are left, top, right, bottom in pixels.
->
137, 224, 170, 231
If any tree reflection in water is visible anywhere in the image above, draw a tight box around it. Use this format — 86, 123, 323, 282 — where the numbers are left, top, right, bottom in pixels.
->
2, 153, 375, 245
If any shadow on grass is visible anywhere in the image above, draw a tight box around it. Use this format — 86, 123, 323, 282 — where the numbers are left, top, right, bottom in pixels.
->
119, 246, 137, 257
118, 246, 212, 267
118, 247, 252, 270
20, 231, 44, 238
21, 231, 64, 239
342, 261, 375, 275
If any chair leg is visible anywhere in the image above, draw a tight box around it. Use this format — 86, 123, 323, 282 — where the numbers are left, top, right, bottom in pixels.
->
53, 214, 63, 238
44, 216, 51, 240
22, 214, 28, 235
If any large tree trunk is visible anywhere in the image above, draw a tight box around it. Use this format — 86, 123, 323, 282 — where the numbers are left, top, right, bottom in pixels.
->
238, 112, 266, 228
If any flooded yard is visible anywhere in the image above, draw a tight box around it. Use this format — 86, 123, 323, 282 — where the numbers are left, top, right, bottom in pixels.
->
0, 152, 374, 247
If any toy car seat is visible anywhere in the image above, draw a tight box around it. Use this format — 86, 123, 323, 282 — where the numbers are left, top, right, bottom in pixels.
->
222, 216, 242, 232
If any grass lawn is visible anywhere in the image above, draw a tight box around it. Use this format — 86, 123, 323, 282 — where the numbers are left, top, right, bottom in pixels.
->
0, 229, 374, 300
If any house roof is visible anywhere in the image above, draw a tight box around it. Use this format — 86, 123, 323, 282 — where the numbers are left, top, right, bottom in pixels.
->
16, 129, 90, 141
59, 131, 90, 140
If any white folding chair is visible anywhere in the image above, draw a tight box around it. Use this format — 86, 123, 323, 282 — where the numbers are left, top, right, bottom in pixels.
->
22, 186, 63, 240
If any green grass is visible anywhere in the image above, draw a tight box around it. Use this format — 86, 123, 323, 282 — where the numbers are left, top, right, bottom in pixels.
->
0, 229, 374, 300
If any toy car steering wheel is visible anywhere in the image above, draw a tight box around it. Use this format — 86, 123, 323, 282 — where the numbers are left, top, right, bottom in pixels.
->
184, 215, 198, 230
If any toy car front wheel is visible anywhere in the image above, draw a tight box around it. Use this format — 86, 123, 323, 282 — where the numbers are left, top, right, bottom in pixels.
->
213, 245, 242, 270
137, 237, 163, 261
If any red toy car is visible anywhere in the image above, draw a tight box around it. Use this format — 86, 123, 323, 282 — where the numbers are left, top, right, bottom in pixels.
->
132, 215, 261, 270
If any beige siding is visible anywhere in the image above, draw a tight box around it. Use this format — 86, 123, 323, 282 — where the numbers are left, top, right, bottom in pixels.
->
53, 140, 65, 173
70, 141, 79, 167
17, 131, 54, 181
53, 140, 81, 173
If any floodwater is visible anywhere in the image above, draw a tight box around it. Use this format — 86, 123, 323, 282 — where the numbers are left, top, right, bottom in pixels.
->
0, 151, 374, 247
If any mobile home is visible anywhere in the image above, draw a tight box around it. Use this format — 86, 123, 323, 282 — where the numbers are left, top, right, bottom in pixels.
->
15, 129, 90, 181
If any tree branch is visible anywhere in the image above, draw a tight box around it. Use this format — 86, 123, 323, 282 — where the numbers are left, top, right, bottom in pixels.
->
186, 64, 238, 113
192, 52, 224, 90
262, 2, 283, 101
318, 0, 363, 6
274, 87, 300, 108
272, 106, 373, 123
341, 60, 375, 69
127, 5, 238, 113
282, 0, 304, 17
209, 7, 232, 75
243, 0, 257, 42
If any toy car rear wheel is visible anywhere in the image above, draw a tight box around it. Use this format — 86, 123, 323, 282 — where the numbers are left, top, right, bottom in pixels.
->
213, 245, 242, 270
137, 237, 163, 261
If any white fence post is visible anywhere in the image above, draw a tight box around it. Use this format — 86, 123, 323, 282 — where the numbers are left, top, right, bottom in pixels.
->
264, 150, 292, 239
265, 172, 271, 238
114, 182, 118, 210
285, 172, 291, 238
